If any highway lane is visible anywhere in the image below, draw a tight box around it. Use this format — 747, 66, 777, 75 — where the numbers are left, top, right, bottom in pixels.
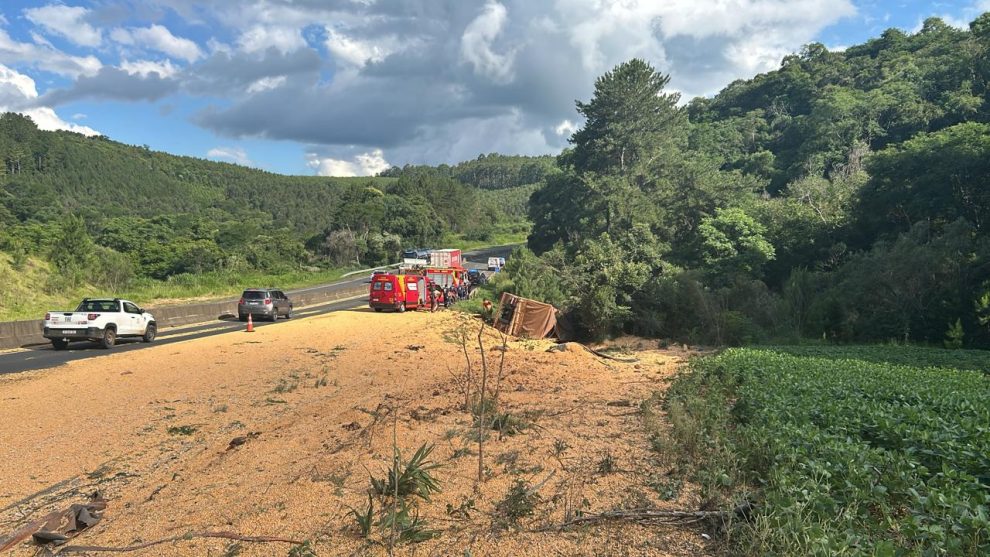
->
0, 296, 366, 375
0, 245, 515, 375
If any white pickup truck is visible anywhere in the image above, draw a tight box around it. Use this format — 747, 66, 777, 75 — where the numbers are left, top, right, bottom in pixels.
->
43, 298, 157, 350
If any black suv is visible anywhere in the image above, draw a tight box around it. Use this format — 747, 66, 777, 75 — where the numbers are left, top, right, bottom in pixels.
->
238, 288, 293, 322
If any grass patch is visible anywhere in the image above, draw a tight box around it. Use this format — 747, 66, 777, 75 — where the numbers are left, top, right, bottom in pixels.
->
272, 378, 298, 394
494, 479, 541, 530
166, 425, 197, 436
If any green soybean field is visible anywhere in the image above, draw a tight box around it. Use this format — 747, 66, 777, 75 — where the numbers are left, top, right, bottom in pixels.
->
664, 346, 990, 556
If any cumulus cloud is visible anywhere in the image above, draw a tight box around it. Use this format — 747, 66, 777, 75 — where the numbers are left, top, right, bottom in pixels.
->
207, 146, 254, 166
460, 2, 516, 83
236, 25, 306, 54
0, 28, 101, 77
247, 75, 287, 93
40, 66, 179, 105
325, 28, 397, 68
120, 59, 179, 78
306, 149, 390, 177
554, 119, 577, 137
183, 47, 321, 96
24, 4, 102, 48
0, 63, 99, 136
111, 24, 203, 62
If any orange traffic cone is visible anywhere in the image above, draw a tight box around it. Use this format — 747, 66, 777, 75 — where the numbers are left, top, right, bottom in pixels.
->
246, 313, 254, 332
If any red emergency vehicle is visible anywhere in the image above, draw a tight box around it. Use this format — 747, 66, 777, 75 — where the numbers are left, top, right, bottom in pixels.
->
369, 273, 433, 312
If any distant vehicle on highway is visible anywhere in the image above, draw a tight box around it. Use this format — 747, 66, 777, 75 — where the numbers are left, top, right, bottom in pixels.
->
238, 288, 293, 322
43, 298, 156, 350
369, 269, 388, 282
402, 248, 432, 260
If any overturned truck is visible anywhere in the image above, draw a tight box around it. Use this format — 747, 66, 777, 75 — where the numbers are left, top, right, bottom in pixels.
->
494, 292, 559, 339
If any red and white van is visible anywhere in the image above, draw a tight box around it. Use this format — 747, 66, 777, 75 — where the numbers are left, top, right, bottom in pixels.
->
369, 273, 432, 312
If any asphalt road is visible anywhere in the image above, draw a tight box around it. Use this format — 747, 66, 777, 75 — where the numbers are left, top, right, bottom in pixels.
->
0, 246, 514, 375
0, 297, 367, 375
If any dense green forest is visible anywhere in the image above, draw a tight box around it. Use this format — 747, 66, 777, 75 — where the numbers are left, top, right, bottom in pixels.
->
0, 118, 534, 308
381, 154, 555, 191
491, 14, 990, 347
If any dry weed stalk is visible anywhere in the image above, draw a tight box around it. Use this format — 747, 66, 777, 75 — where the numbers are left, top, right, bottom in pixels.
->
476, 319, 489, 484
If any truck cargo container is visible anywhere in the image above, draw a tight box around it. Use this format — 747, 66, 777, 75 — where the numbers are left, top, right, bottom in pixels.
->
428, 249, 462, 269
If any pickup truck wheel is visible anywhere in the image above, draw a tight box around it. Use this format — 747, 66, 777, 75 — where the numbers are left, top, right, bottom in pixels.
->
100, 328, 116, 349
270, 310, 279, 322
285, 308, 292, 319
52, 339, 68, 350
142, 323, 157, 343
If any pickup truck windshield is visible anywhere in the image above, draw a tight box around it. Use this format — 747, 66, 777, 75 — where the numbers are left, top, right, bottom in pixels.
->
75, 300, 120, 312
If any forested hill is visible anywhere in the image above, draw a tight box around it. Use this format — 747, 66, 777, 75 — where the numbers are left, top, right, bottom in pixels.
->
0, 117, 390, 236
0, 115, 536, 300
380, 153, 556, 190
514, 14, 990, 346
688, 16, 987, 192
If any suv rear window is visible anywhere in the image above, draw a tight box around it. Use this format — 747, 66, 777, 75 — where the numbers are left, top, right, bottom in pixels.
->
243, 291, 267, 299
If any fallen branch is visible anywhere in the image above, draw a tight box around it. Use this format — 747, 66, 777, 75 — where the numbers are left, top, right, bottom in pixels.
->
549, 343, 639, 363
581, 345, 639, 363
56, 531, 304, 553
537, 508, 728, 532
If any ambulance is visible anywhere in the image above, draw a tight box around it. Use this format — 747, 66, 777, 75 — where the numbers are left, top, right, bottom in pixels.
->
369, 273, 432, 312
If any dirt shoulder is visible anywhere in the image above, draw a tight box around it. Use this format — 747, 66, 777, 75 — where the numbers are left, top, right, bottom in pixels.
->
0, 308, 710, 556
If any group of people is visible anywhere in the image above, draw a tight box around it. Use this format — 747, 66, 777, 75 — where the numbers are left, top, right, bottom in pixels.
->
426, 282, 472, 312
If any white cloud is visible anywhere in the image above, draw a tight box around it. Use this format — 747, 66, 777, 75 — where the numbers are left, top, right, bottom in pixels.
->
247, 75, 286, 93
120, 59, 179, 78
207, 38, 232, 55
237, 26, 306, 54
554, 119, 577, 137
461, 1, 516, 83
306, 149, 390, 177
111, 24, 203, 63
71, 113, 86, 120
24, 4, 102, 48
326, 28, 393, 67
207, 146, 254, 166
0, 63, 99, 136
0, 28, 101, 77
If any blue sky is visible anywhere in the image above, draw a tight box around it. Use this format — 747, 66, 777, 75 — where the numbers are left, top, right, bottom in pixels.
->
0, 1, 986, 176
